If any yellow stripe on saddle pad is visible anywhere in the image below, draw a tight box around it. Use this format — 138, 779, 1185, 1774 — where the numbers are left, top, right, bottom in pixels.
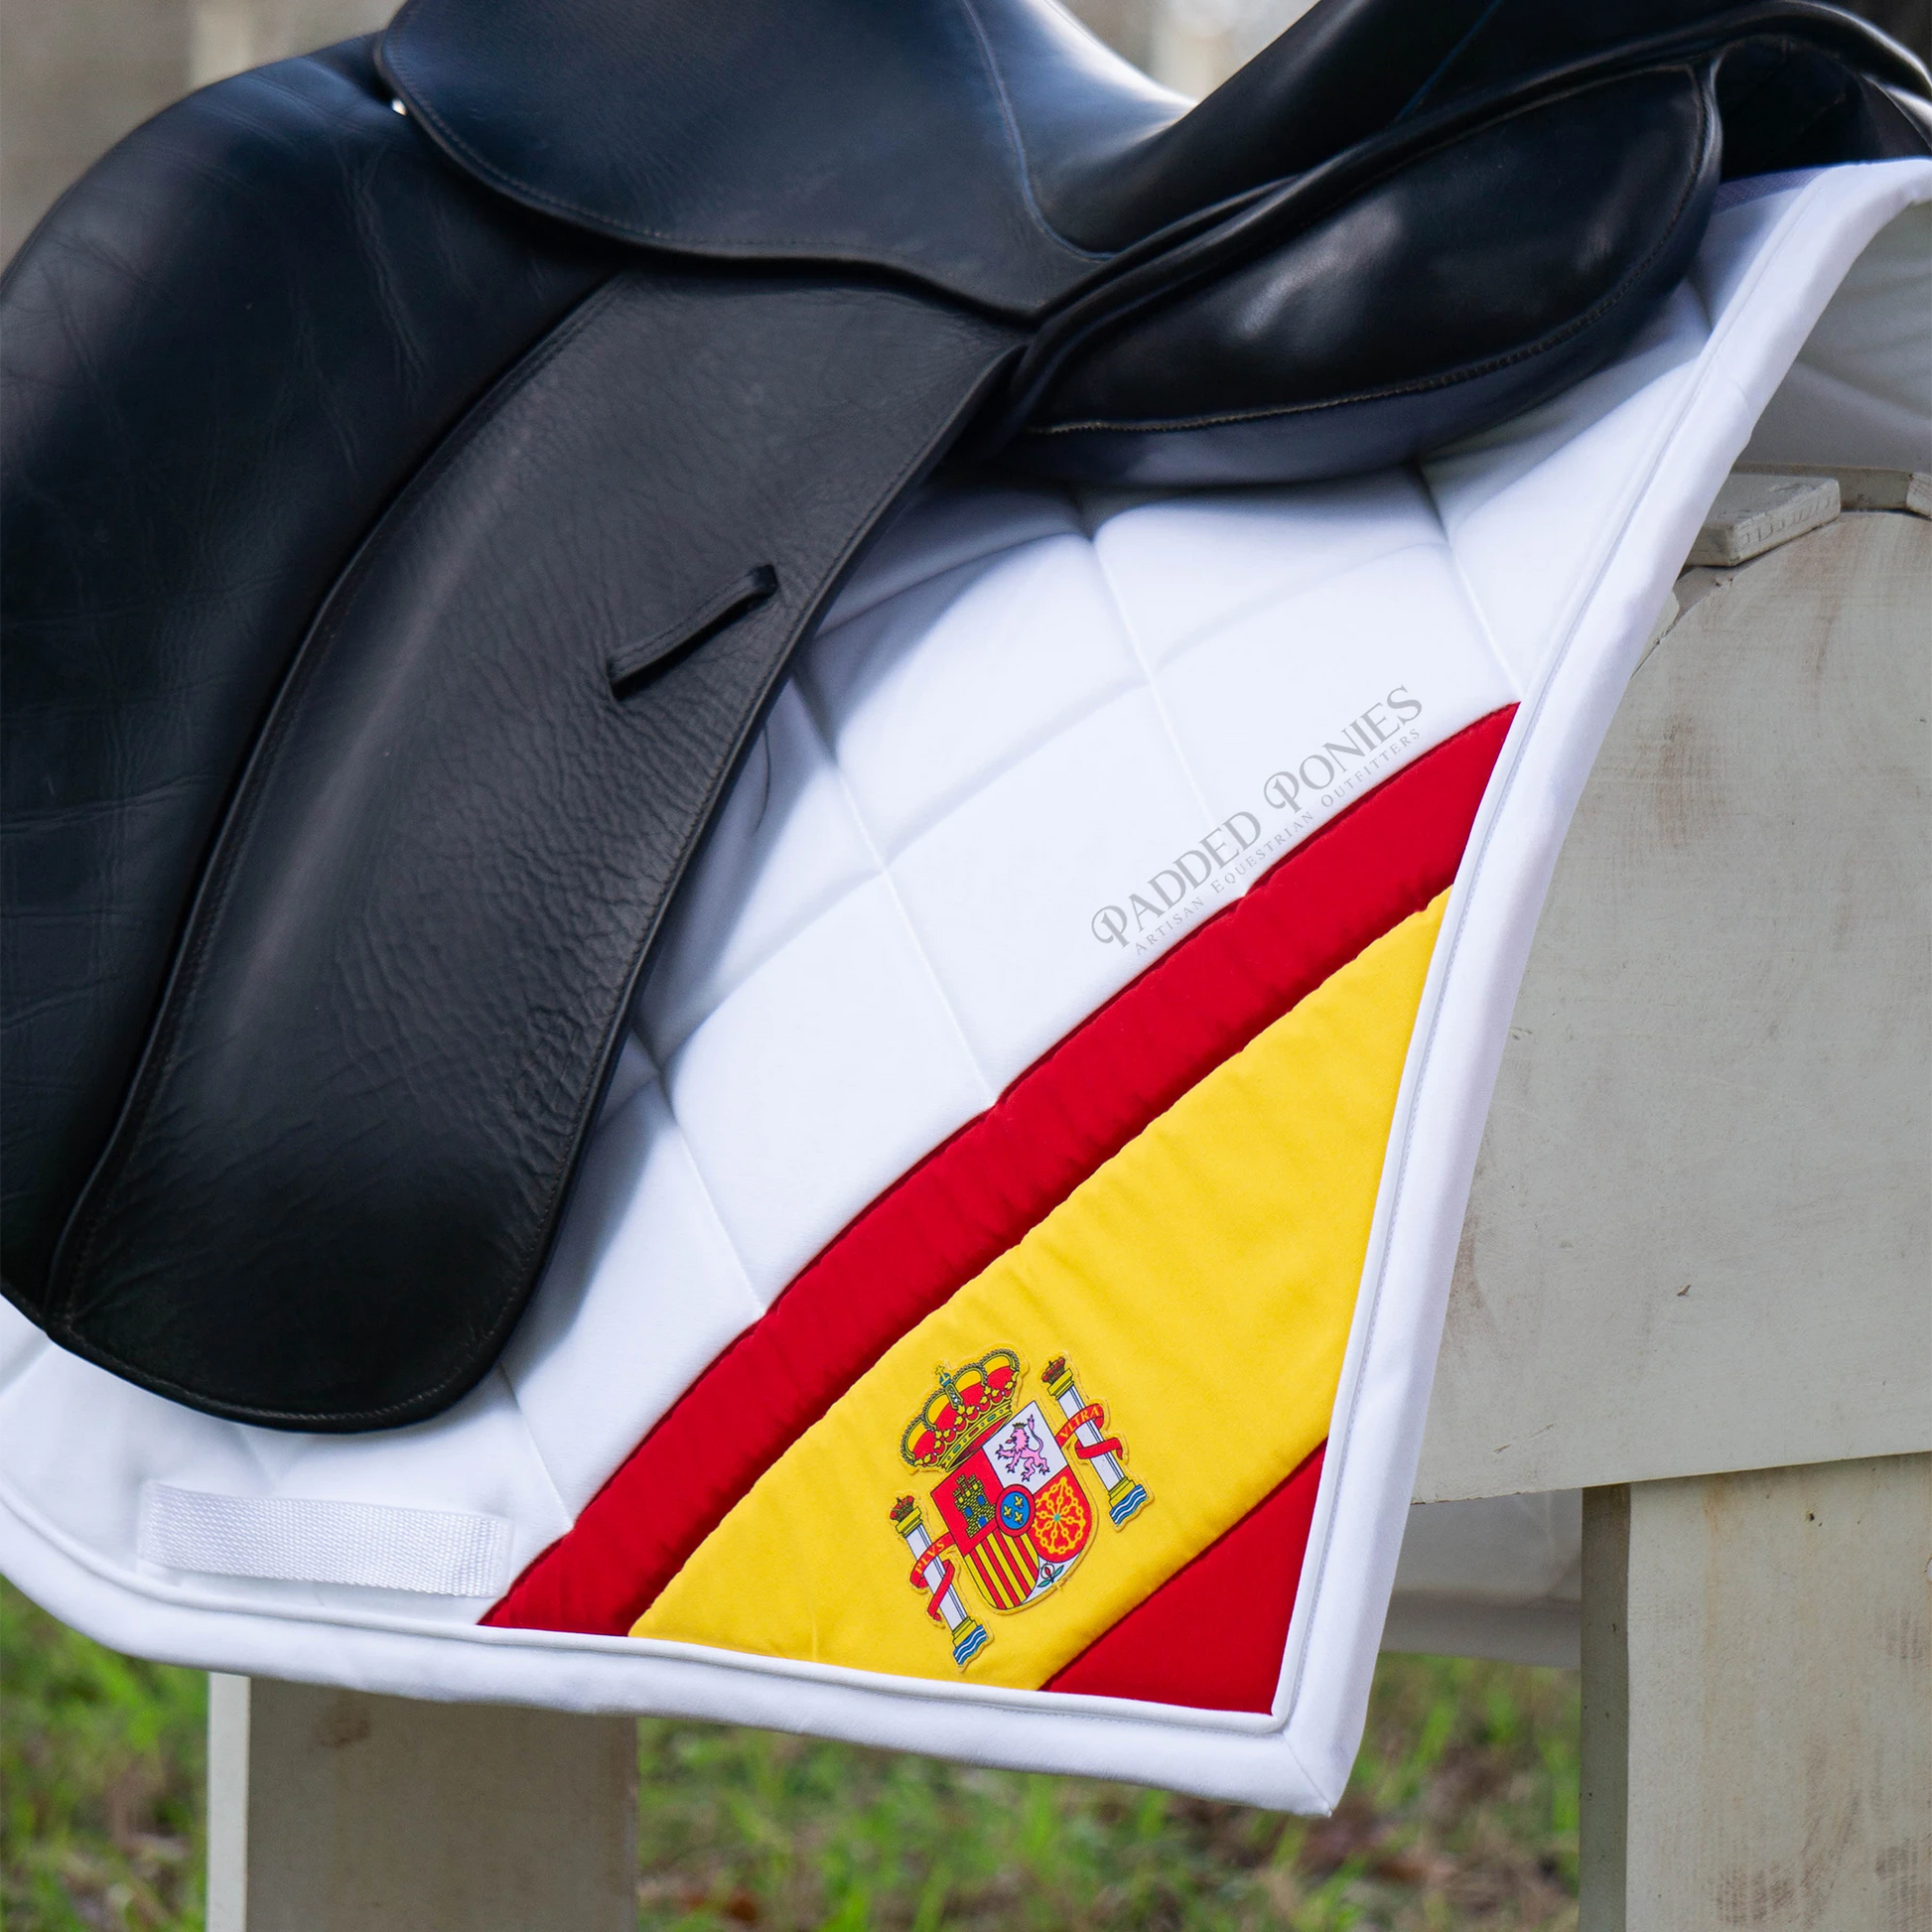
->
635, 894, 1447, 1689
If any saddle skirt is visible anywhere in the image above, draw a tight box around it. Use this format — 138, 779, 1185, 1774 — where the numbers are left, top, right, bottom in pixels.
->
2, 160, 1925, 1809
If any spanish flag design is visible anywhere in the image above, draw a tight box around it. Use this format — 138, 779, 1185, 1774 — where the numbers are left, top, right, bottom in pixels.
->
486, 711, 1511, 1712
891, 1359, 1125, 1662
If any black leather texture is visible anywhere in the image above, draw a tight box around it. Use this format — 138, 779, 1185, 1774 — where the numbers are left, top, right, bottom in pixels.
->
969, 4, 1929, 463
43, 272, 1014, 1428
1002, 68, 1724, 483
379, 0, 1928, 480
378, 0, 1180, 312
3, 0, 1927, 1429
380, 0, 1927, 318
1, 43, 616, 1316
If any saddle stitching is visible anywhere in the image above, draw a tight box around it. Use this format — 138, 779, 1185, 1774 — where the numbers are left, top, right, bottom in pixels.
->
1393, 0, 1511, 125
952, 0, 1112, 263
788, 679, 1001, 1106
381, 33, 1100, 294
1083, 517, 1219, 830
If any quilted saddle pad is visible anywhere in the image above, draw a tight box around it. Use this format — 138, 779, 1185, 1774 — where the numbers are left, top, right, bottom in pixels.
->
1, 160, 1926, 1811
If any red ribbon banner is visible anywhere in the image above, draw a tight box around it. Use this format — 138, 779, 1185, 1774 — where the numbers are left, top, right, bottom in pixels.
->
1055, 1404, 1123, 1461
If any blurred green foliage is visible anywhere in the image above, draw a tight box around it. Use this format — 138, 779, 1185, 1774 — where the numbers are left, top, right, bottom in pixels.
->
2, 1577, 1577, 1930
2, 1580, 206, 1931
629, 1651, 1579, 1931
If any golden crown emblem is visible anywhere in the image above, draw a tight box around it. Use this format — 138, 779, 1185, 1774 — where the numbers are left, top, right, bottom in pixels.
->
898, 1349, 1022, 1471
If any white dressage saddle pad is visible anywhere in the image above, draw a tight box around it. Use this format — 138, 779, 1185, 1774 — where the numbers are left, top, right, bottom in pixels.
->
3, 159, 1927, 1813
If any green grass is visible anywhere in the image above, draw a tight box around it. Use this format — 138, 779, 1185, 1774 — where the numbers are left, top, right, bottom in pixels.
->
629, 1658, 1579, 1931
2, 1578, 1577, 1930
2, 1582, 206, 1931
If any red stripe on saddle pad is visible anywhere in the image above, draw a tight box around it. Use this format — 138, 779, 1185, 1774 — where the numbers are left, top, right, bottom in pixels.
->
487, 708, 1513, 1639
1046, 1445, 1324, 1713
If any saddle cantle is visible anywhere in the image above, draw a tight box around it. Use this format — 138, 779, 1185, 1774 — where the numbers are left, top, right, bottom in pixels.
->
3, 1, 1927, 1430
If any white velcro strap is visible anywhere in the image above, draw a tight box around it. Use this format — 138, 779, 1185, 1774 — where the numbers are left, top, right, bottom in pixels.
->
137, 1483, 514, 1596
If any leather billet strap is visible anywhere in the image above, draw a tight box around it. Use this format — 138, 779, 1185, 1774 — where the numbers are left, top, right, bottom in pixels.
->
45, 272, 1018, 1428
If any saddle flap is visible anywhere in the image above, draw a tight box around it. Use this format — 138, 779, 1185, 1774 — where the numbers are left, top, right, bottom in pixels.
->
45, 274, 1017, 1430
0, 41, 616, 1328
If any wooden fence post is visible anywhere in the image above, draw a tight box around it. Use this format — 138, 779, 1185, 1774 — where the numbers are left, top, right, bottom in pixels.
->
206, 1677, 636, 1931
1579, 1457, 1932, 1931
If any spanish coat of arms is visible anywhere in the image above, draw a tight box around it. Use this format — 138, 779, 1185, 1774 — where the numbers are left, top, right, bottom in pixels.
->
890, 1350, 1149, 1669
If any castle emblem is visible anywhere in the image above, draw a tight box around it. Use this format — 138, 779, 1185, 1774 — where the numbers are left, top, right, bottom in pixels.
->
889, 1349, 1149, 1670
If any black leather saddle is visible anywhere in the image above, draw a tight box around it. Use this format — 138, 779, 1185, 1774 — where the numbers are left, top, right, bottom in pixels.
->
4, 0, 1926, 1430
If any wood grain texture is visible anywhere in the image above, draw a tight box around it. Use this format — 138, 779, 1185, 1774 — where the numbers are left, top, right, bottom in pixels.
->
207, 1677, 636, 1931
1580, 1456, 1931, 1932
1419, 511, 1931, 1500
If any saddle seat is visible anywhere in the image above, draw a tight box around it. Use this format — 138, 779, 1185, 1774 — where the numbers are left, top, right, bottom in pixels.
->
384, 0, 1928, 297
